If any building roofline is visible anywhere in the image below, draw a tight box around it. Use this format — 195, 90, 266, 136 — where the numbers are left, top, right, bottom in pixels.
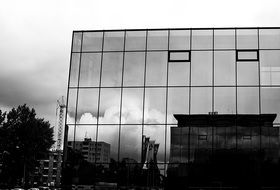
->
73, 27, 280, 33
173, 114, 277, 127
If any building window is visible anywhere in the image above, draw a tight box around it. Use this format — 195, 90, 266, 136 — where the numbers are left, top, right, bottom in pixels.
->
168, 50, 191, 62
236, 50, 259, 61
243, 135, 252, 140
198, 135, 207, 141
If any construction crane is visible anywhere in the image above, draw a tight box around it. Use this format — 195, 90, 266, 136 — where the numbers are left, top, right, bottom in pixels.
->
56, 96, 66, 151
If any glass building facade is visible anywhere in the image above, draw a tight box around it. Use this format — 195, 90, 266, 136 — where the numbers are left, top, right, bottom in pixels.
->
64, 28, 280, 188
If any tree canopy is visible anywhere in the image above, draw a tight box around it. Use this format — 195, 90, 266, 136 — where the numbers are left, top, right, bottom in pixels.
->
0, 104, 55, 187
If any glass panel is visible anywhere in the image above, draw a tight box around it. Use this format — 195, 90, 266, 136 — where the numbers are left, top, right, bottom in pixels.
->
82, 32, 103, 51
123, 52, 145, 86
99, 88, 121, 124
76, 89, 99, 124
191, 51, 212, 86
75, 125, 97, 142
168, 126, 187, 163
214, 51, 235, 86
168, 62, 190, 86
119, 125, 142, 162
166, 125, 173, 163
214, 87, 236, 114
67, 125, 75, 142
237, 126, 259, 150
121, 88, 143, 124
69, 53, 80, 87
214, 126, 236, 150
66, 89, 77, 124
146, 52, 167, 86
97, 125, 119, 162
103, 31, 124, 51
214, 29, 235, 49
260, 50, 280, 85
192, 30, 213, 50
237, 62, 259, 85
101, 52, 123, 87
169, 30, 190, 50
197, 127, 213, 149
169, 51, 190, 61
259, 29, 280, 49
125, 31, 146, 51
261, 127, 270, 150
237, 51, 258, 60
72, 32, 82, 52
79, 53, 101, 87
237, 29, 258, 49
167, 87, 189, 124
237, 87, 259, 114
143, 125, 166, 165
261, 87, 280, 123
147, 30, 168, 50
190, 87, 212, 114
95, 163, 114, 184
144, 88, 166, 124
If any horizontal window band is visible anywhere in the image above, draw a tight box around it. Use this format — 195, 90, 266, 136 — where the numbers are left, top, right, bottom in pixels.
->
68, 85, 277, 88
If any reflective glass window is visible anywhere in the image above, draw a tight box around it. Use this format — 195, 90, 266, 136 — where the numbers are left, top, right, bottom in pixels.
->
166, 125, 173, 163
121, 88, 143, 124
67, 125, 75, 142
167, 87, 189, 124
82, 32, 103, 51
119, 125, 142, 162
75, 125, 97, 142
169, 30, 190, 50
101, 52, 123, 87
99, 88, 121, 124
144, 88, 166, 124
66, 89, 77, 124
76, 89, 99, 124
260, 50, 280, 85
190, 87, 212, 114
259, 29, 280, 49
125, 31, 146, 51
168, 62, 190, 86
237, 50, 259, 61
97, 125, 119, 162
192, 30, 213, 50
146, 52, 167, 86
72, 32, 82, 52
69, 53, 80, 87
197, 127, 212, 149
214, 51, 235, 86
237, 126, 259, 150
79, 53, 101, 87
123, 52, 145, 86
143, 125, 166, 164
237, 87, 259, 114
147, 30, 168, 50
191, 51, 212, 86
168, 51, 190, 62
168, 126, 189, 163
237, 62, 259, 85
237, 29, 258, 49
261, 87, 280, 123
103, 31, 124, 51
214, 87, 236, 114
214, 126, 236, 150
214, 29, 235, 49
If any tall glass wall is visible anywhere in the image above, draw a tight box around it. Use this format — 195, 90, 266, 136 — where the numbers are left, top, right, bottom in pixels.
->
65, 28, 280, 188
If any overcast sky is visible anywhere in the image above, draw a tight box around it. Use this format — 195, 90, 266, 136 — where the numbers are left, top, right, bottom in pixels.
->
1, 0, 280, 129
